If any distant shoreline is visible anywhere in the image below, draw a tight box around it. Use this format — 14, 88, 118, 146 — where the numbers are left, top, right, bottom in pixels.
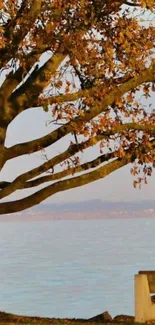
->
0, 210, 154, 222
0, 311, 135, 325
0, 199, 154, 221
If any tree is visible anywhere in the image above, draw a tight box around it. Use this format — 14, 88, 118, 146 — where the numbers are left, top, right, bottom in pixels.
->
0, 0, 154, 214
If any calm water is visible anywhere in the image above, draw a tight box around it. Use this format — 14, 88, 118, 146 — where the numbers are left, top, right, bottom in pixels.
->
0, 218, 154, 319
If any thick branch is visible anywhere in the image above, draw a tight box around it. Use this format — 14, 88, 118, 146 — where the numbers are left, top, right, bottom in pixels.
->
124, 1, 141, 6
3, 0, 28, 41
0, 137, 101, 199
21, 139, 155, 188
0, 156, 130, 214
2, 136, 154, 199
38, 63, 155, 107
0, 51, 48, 123
6, 62, 155, 159
0, 0, 43, 67
97, 123, 155, 137
0, 146, 8, 171
0, 181, 11, 189
2, 151, 116, 191
20, 153, 122, 189
8, 51, 66, 117
6, 121, 155, 163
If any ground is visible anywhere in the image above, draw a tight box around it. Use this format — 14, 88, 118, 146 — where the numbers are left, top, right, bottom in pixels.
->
0, 311, 150, 325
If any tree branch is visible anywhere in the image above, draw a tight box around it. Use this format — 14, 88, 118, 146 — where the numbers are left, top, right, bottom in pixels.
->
0, 51, 49, 123
8, 51, 66, 118
0, 137, 101, 199
0, 181, 11, 189
1, 137, 154, 215
3, 151, 116, 192
0, 0, 43, 67
20, 153, 124, 189
6, 62, 155, 160
97, 123, 155, 137
0, 156, 130, 214
124, 1, 141, 6
39, 62, 155, 107
2, 134, 155, 200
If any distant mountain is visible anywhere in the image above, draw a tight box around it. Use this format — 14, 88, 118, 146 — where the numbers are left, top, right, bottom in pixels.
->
31, 199, 155, 213
0, 199, 154, 221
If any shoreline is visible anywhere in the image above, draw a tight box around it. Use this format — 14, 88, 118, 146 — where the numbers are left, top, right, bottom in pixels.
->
0, 311, 137, 325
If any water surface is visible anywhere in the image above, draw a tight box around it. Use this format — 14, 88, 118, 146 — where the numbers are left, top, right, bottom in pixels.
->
0, 218, 154, 318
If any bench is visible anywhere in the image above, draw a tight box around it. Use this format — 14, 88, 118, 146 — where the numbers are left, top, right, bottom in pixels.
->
135, 271, 155, 322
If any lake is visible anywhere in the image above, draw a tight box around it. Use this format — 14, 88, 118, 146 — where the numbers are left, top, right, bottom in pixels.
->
0, 218, 154, 319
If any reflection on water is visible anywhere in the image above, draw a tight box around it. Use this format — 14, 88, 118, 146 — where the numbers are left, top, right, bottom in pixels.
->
0, 218, 154, 318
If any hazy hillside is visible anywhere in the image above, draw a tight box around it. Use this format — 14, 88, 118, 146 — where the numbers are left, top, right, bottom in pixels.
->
0, 200, 154, 221
32, 199, 155, 213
